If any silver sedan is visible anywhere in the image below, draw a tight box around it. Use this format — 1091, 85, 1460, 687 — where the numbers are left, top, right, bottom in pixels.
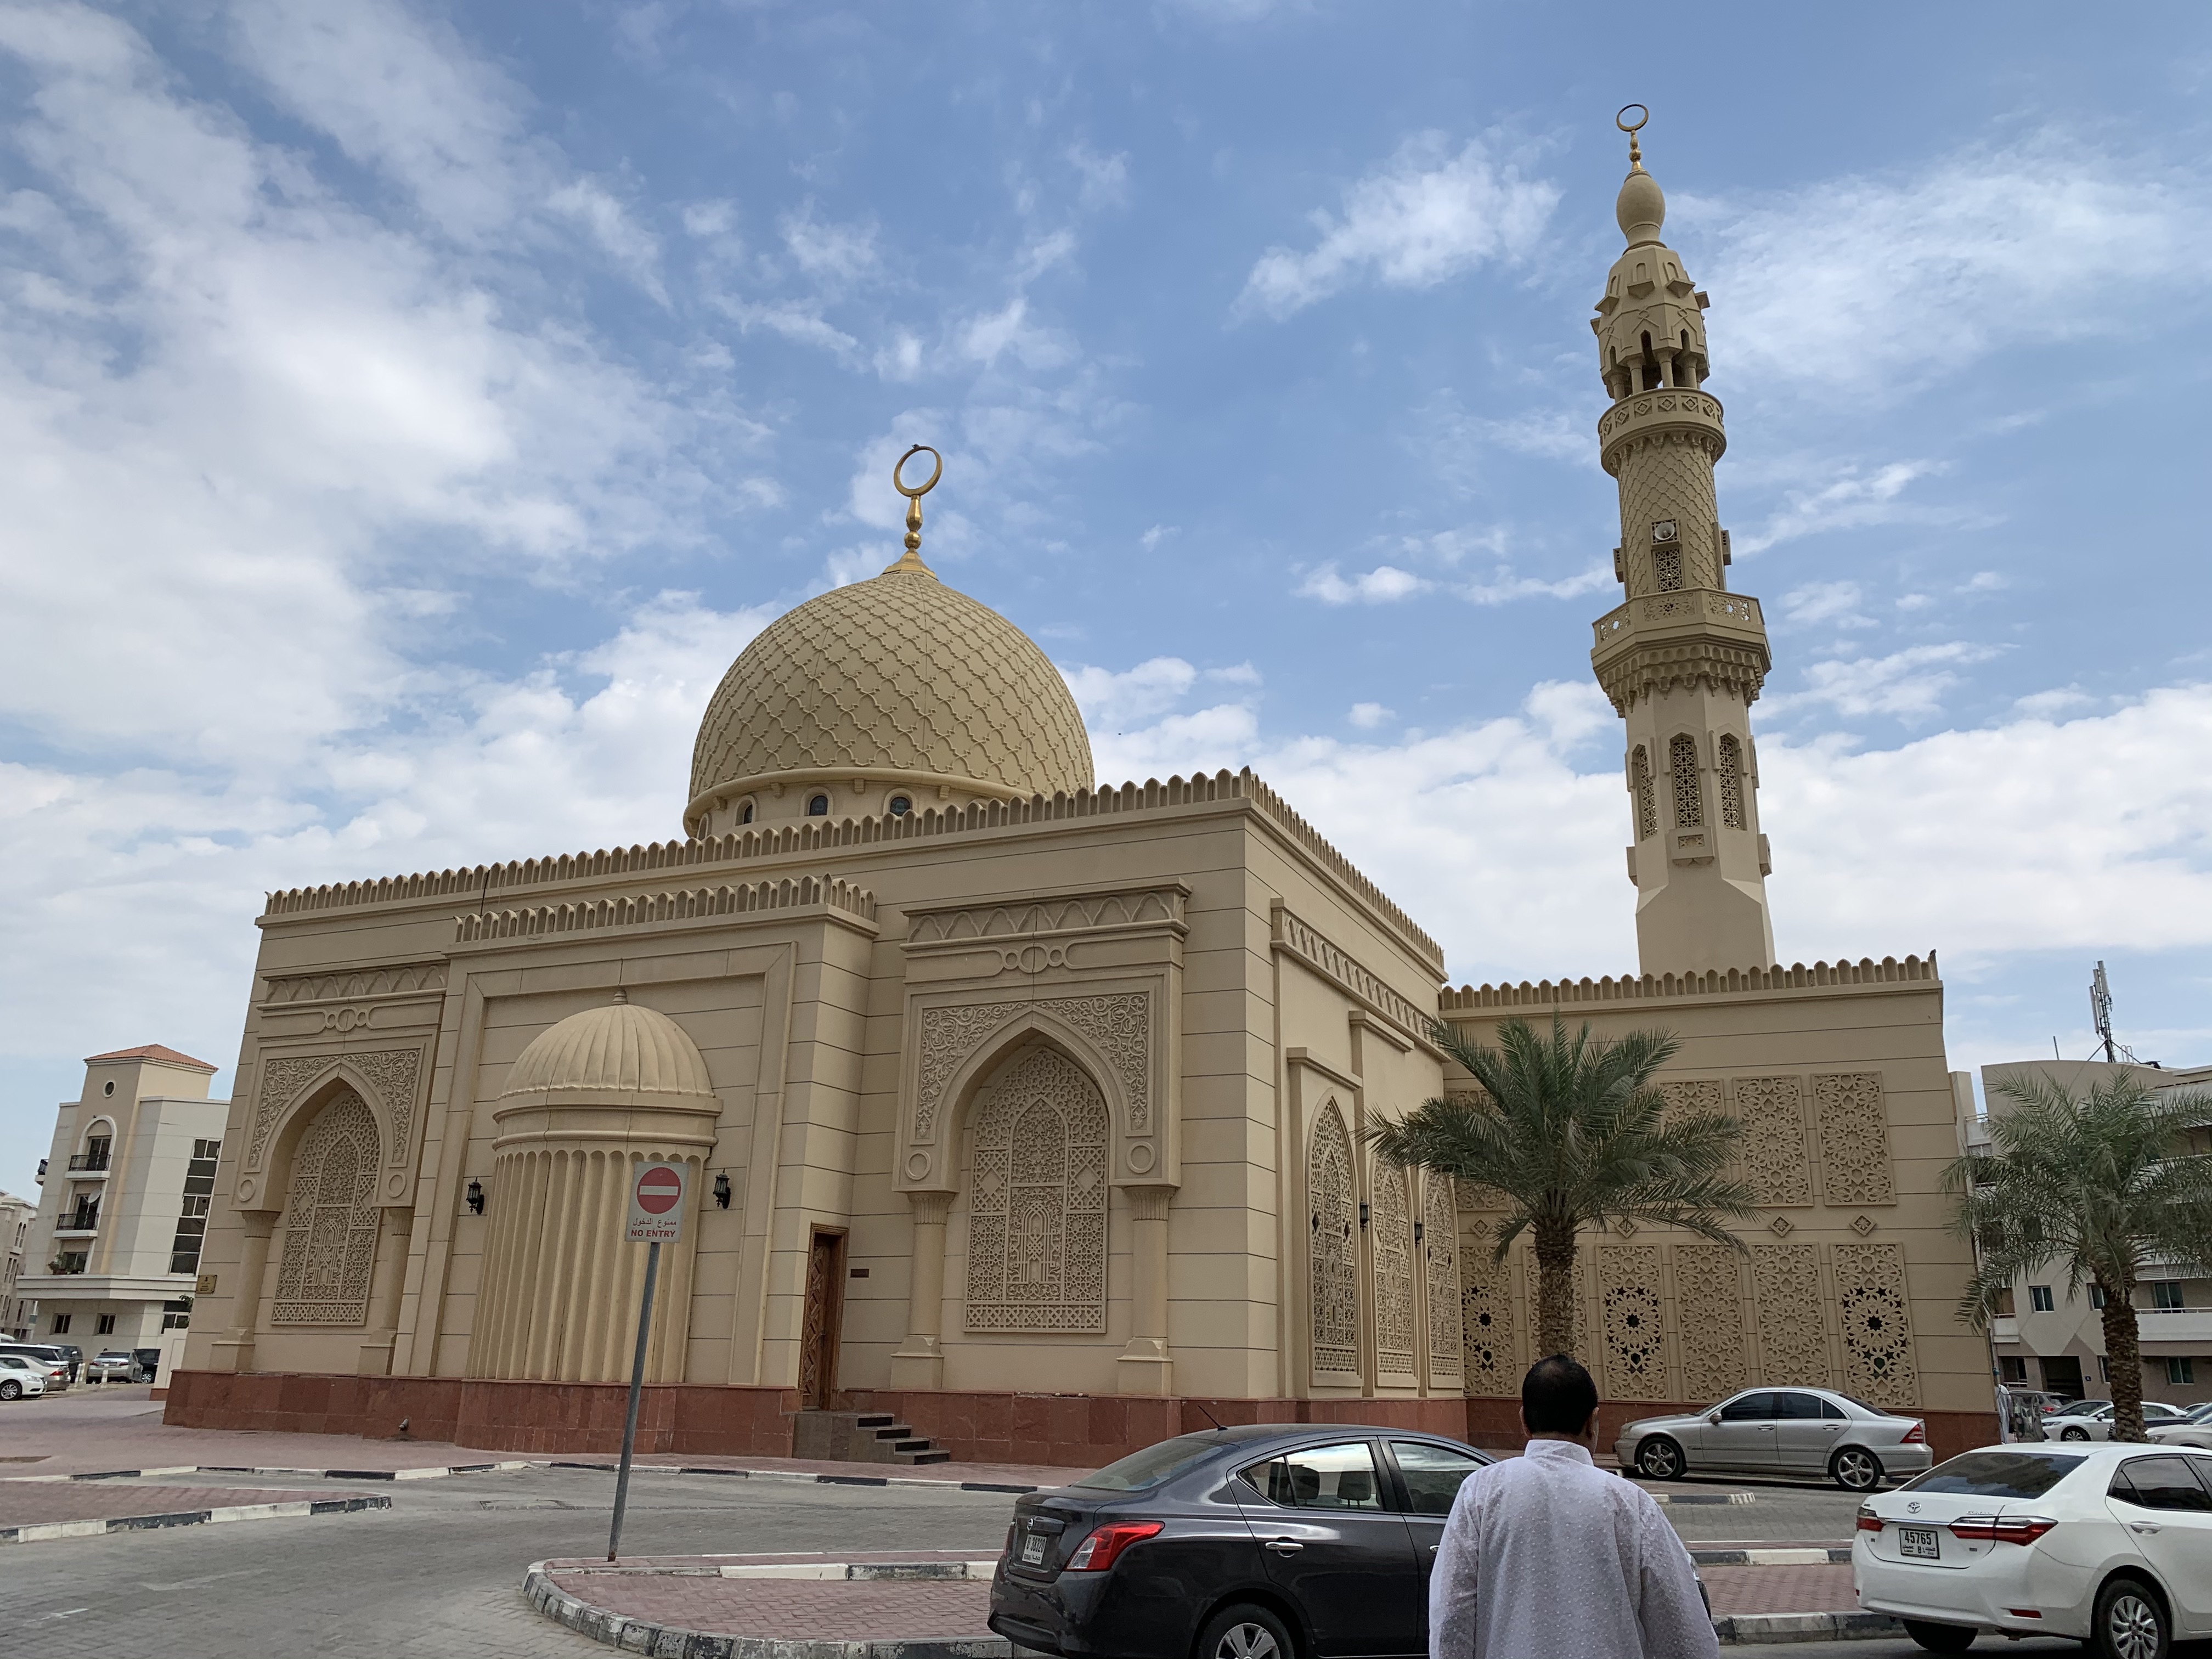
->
1616, 1387, 1934, 1492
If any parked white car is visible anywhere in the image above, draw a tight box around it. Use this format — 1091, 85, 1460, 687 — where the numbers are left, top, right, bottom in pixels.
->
1854, 1443, 2212, 1655
1616, 1386, 1933, 1491
2146, 1403, 2212, 1451
2046, 1401, 2192, 1441
0, 1354, 47, 1400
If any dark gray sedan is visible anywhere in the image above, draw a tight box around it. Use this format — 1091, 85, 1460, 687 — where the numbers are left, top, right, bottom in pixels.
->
1615, 1386, 1932, 1491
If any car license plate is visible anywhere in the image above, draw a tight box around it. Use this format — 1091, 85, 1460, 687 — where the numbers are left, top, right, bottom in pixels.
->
1021, 1532, 1047, 1565
1898, 1526, 1939, 1560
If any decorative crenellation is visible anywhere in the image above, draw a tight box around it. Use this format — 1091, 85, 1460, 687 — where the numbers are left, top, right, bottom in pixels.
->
1673, 1242, 1747, 1403
1834, 1242, 1917, 1407
1370, 1163, 1417, 1381
1423, 1178, 1462, 1386
270, 1090, 382, 1326
1815, 1074, 1896, 1205
454, 875, 877, 943
912, 991, 1151, 1146
1308, 1105, 1360, 1383
1441, 954, 1938, 1011
263, 768, 1441, 973
262, 962, 447, 1005
1274, 906, 1436, 1051
1600, 1245, 1667, 1400
963, 1047, 1109, 1333
1751, 1244, 1830, 1387
1733, 1075, 1813, 1206
906, 885, 1187, 944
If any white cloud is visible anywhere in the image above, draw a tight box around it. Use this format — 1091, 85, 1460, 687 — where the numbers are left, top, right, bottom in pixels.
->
548, 177, 666, 301
1779, 580, 1873, 629
1297, 562, 1430, 603
1348, 701, 1392, 729
1458, 563, 1612, 606
780, 203, 881, 285
1767, 641, 2005, 721
1706, 137, 2209, 395
1139, 524, 1178, 551
1063, 656, 1203, 729
1471, 409, 1585, 461
1067, 145, 1131, 211
1237, 133, 1559, 320
1734, 459, 1955, 555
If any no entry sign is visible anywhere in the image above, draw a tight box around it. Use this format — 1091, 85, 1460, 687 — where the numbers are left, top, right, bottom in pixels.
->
625, 1160, 689, 1242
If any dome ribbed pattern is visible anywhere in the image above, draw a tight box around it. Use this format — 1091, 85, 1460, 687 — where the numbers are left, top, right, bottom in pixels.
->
500, 1001, 716, 1101
688, 568, 1094, 806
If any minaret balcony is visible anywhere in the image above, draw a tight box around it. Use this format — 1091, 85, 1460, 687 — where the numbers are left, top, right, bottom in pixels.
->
1592, 587, 1772, 711
1598, 387, 1726, 476
1593, 587, 1765, 651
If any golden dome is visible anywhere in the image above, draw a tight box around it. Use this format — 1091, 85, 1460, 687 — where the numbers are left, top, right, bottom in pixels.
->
499, 997, 717, 1109
686, 562, 1094, 830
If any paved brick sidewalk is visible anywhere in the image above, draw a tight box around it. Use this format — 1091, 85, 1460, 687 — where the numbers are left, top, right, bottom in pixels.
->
1700, 1563, 1855, 1615
0, 1482, 340, 1527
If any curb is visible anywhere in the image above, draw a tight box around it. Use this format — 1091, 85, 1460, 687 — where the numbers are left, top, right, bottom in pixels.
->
4, 1460, 533, 1485
1, 1493, 390, 1545
1716, 1611, 1903, 1645
1644, 1490, 1758, 1506
4, 1460, 1040, 1493
549, 1462, 1043, 1495
1690, 1547, 1853, 1565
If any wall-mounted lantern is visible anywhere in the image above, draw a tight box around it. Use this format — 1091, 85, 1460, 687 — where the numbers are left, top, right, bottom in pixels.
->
713, 1172, 732, 1210
1358, 1201, 1370, 1231
465, 1179, 486, 1216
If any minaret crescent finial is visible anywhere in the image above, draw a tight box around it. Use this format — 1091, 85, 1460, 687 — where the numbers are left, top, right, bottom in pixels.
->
884, 443, 943, 575
1616, 103, 1649, 172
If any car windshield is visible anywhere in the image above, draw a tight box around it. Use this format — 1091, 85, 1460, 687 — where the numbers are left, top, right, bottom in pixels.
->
1903, 1452, 2086, 1498
1073, 1432, 1234, 1492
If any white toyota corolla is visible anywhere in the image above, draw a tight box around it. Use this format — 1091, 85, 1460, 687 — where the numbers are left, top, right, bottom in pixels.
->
1854, 1443, 2212, 1656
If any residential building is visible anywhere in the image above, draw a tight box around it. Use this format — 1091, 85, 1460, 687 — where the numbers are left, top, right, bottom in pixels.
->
0, 1190, 37, 1338
14, 1046, 228, 1348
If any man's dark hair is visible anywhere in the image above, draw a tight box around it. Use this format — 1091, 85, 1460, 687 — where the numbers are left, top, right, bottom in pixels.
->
1522, 1354, 1598, 1434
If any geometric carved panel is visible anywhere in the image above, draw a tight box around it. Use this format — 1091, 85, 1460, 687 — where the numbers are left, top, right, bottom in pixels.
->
1371, 1162, 1417, 1381
271, 1089, 382, 1326
1733, 1075, 1812, 1206
1423, 1177, 1462, 1387
1815, 1073, 1895, 1206
1600, 1245, 1667, 1400
1752, 1243, 1830, 1389
916, 992, 1152, 1147
1460, 1250, 1517, 1396
1658, 1078, 1722, 1126
963, 1047, 1108, 1332
1674, 1242, 1747, 1404
1308, 1104, 1359, 1383
1835, 1242, 1918, 1408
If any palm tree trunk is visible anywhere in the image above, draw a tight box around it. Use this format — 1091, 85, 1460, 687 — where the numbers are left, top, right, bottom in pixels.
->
1533, 1217, 1578, 1360
2104, 1284, 2145, 1442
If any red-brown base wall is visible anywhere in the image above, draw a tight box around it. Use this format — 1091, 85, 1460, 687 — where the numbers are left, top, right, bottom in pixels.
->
162, 1374, 1998, 1469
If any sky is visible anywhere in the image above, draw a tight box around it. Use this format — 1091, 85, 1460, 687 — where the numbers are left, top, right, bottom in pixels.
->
4, 0, 2211, 1192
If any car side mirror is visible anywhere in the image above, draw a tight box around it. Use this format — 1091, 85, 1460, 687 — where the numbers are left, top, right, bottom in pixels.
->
1708, 1412, 1723, 1425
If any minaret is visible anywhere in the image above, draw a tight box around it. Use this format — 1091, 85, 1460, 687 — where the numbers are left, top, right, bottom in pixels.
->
1589, 110, 1775, 974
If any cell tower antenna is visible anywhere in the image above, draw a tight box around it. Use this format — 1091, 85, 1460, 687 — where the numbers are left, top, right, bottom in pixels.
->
2090, 961, 2117, 1065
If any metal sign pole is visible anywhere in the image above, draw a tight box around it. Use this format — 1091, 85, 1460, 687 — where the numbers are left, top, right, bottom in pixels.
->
606, 1238, 661, 1562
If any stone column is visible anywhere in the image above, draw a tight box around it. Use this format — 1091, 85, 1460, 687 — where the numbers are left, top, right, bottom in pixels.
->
888, 1190, 952, 1389
207, 1213, 275, 1373
1117, 1184, 1177, 1395
356, 1206, 414, 1376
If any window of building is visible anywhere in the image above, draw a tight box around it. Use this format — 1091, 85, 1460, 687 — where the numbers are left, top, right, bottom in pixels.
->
72, 1135, 111, 1172
95, 1313, 115, 1335
1717, 735, 1746, 830
806, 794, 829, 816
1652, 547, 1683, 591
162, 1297, 191, 1331
889, 795, 912, 817
49, 1313, 70, 1335
2151, 1281, 2186, 1311
2166, 1356, 2197, 1386
1669, 734, 1703, 828
1993, 1288, 2015, 1317
1629, 747, 1656, 842
738, 800, 754, 825
103, 1080, 115, 1096
2099, 1355, 2111, 1382
1999, 1356, 2028, 1383
169, 1140, 222, 1276
2029, 1284, 2055, 1312
2091, 1284, 2107, 1308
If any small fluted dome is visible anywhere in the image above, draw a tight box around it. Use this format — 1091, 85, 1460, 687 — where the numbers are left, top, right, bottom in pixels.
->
1616, 165, 1666, 246
686, 563, 1094, 830
499, 998, 716, 1107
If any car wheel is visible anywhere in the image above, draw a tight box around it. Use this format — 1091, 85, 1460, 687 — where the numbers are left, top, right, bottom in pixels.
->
1830, 1446, 1884, 1492
2092, 1576, 2168, 1659
0, 1380, 19, 1401
1197, 1604, 1297, 1659
1900, 1620, 1976, 1654
2061, 1426, 2091, 1442
1635, 1436, 1686, 1481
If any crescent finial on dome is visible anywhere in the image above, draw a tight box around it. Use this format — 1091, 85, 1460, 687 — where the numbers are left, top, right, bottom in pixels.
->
883, 444, 943, 576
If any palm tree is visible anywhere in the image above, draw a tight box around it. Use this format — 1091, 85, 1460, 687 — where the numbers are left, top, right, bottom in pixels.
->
1946, 1072, 2212, 1443
1369, 1014, 1756, 1361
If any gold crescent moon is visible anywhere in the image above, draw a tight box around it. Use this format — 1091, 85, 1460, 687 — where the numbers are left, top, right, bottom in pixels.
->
893, 443, 943, 499
1615, 103, 1649, 135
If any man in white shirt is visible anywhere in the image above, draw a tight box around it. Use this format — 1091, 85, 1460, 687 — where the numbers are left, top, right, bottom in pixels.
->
1431, 1356, 1718, 1659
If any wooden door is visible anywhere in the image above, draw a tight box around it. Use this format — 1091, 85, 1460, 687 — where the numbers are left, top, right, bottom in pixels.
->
798, 1229, 847, 1409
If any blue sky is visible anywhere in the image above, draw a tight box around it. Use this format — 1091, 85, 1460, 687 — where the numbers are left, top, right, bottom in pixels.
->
4, 0, 2211, 1190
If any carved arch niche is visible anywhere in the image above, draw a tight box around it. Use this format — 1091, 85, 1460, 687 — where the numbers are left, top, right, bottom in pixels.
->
234, 1043, 430, 1214
960, 1041, 1111, 1334
270, 1084, 384, 1327
1307, 1101, 1361, 1388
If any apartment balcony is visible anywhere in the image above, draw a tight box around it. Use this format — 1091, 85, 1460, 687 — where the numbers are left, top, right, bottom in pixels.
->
65, 1151, 111, 1175
53, 1222, 99, 1239
2137, 1308, 2212, 1345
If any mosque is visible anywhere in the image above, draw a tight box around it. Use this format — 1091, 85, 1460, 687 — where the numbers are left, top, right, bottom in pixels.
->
169, 128, 1996, 1464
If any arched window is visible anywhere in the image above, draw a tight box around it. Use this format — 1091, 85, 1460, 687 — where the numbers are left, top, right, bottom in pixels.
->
272, 1088, 382, 1327
889, 795, 912, 817
1424, 1177, 1462, 1388
1630, 746, 1657, 842
1372, 1161, 1416, 1381
806, 794, 829, 817
1717, 735, 1746, 830
1309, 1104, 1358, 1381
1670, 733, 1703, 828
1652, 547, 1683, 591
738, 801, 754, 825
964, 1048, 1108, 1332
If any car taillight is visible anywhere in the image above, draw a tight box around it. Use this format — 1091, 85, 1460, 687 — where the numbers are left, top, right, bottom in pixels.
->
1855, 1509, 1884, 1533
1902, 1423, 1926, 1444
1949, 1515, 2057, 1545
1064, 1520, 1164, 1571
